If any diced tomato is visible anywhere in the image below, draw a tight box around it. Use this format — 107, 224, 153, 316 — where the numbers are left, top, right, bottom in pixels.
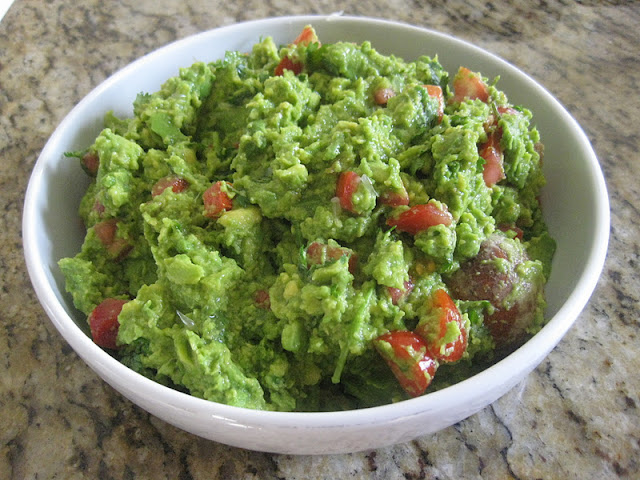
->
151, 175, 189, 197
81, 152, 100, 176
479, 130, 505, 187
387, 279, 415, 305
274, 26, 320, 77
203, 181, 233, 218
93, 200, 105, 215
306, 241, 357, 275
380, 184, 410, 207
94, 219, 117, 245
292, 25, 319, 46
452, 67, 489, 103
498, 223, 524, 240
374, 87, 396, 106
424, 85, 444, 123
253, 289, 271, 310
336, 171, 361, 213
93, 219, 132, 260
415, 289, 467, 363
484, 106, 519, 132
387, 203, 453, 235
306, 241, 325, 266
497, 105, 519, 116
88, 298, 128, 349
373, 330, 438, 397
274, 56, 303, 76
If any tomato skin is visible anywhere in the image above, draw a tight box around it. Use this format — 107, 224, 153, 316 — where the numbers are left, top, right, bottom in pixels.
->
336, 171, 361, 213
387, 279, 415, 305
93, 200, 105, 215
423, 85, 444, 123
253, 289, 271, 310
93, 219, 132, 260
479, 105, 522, 186
497, 106, 519, 116
498, 223, 524, 240
203, 181, 233, 218
151, 175, 189, 197
274, 26, 319, 76
306, 241, 357, 275
416, 289, 467, 363
380, 185, 410, 207
292, 25, 319, 46
452, 67, 489, 103
374, 331, 438, 397
386, 203, 453, 235
306, 241, 326, 266
274, 56, 303, 76
479, 130, 505, 187
94, 218, 117, 245
89, 298, 128, 349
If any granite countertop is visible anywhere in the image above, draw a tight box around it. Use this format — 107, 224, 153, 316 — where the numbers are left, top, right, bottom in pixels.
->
1, 0, 639, 478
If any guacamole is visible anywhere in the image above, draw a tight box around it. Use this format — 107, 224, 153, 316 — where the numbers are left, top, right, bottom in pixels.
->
59, 26, 555, 411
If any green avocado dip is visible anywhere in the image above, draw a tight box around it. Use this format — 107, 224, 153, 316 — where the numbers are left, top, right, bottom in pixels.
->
59, 26, 555, 411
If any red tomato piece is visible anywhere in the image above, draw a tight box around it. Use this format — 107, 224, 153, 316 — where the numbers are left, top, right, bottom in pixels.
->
336, 171, 361, 213
93, 219, 132, 260
274, 56, 303, 76
292, 25, 319, 46
253, 289, 271, 310
333, 246, 358, 275
203, 181, 233, 218
81, 152, 100, 176
274, 26, 319, 77
498, 223, 524, 240
386, 203, 453, 236
88, 298, 128, 349
94, 218, 117, 245
484, 106, 519, 133
424, 84, 444, 123
416, 289, 468, 363
306, 241, 357, 275
380, 185, 410, 207
479, 130, 505, 187
497, 105, 519, 116
151, 175, 189, 197
94, 219, 119, 248
93, 200, 105, 215
373, 330, 438, 397
452, 67, 489, 103
306, 241, 325, 265
387, 279, 415, 306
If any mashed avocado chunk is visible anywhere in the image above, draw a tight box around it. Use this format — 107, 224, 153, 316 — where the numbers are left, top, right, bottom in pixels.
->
59, 26, 555, 411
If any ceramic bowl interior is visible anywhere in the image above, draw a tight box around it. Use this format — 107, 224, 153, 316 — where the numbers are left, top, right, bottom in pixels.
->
23, 15, 609, 454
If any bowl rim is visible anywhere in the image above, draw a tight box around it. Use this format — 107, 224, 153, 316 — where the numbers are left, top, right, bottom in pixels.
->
22, 13, 610, 434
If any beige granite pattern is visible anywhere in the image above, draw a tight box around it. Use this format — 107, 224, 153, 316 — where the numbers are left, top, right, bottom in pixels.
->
1, 0, 639, 478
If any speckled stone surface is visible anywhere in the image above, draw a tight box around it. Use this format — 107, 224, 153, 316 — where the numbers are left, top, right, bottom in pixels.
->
1, 0, 639, 478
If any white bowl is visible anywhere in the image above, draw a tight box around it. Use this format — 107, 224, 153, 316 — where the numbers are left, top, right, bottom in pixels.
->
23, 15, 609, 454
